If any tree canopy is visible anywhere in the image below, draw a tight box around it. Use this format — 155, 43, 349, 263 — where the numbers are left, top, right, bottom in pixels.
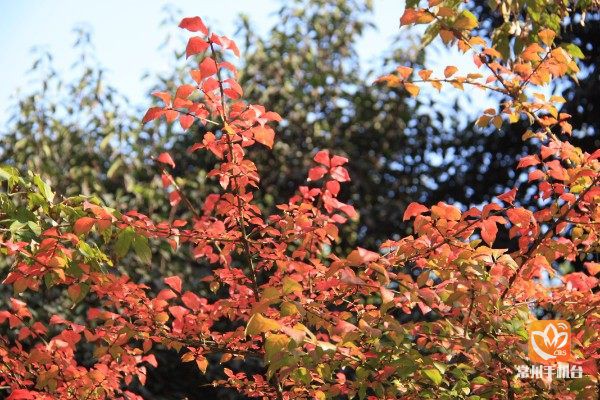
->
0, 1, 599, 399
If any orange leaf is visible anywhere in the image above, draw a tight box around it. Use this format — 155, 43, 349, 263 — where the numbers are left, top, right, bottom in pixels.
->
418, 69, 432, 80
396, 66, 413, 79
253, 126, 275, 148
404, 82, 420, 97
403, 202, 429, 220
431, 202, 461, 221
152, 91, 171, 105
439, 29, 454, 44
585, 262, 600, 275
538, 29, 556, 47
481, 219, 498, 246
347, 247, 379, 266
444, 66, 458, 78
73, 217, 95, 235
400, 8, 418, 25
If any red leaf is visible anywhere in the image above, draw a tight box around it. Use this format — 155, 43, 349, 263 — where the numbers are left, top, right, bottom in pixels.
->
431, 202, 461, 221
165, 109, 179, 123
253, 126, 275, 148
564, 272, 598, 291
142, 107, 164, 123
314, 150, 330, 165
179, 114, 195, 131
223, 89, 240, 99
403, 202, 429, 220
186, 37, 209, 58
157, 152, 176, 168
225, 78, 243, 96
164, 276, 182, 293
517, 155, 540, 169
325, 180, 340, 196
179, 16, 208, 34
182, 291, 203, 311
73, 217, 95, 235
330, 166, 350, 182
507, 208, 532, 227
175, 84, 196, 99
202, 78, 220, 92
219, 35, 240, 57
330, 155, 348, 167
169, 191, 181, 206
396, 66, 413, 79
307, 166, 327, 181
480, 219, 498, 245
497, 188, 517, 204
7, 389, 37, 400
199, 57, 218, 80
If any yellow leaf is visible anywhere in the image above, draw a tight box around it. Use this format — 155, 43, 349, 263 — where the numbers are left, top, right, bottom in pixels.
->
315, 390, 326, 400
223, 122, 236, 136
404, 82, 420, 97
280, 301, 299, 316
155, 312, 169, 324
454, 11, 478, 30
196, 356, 208, 373
538, 29, 556, 47
282, 277, 302, 295
181, 352, 195, 362
245, 313, 281, 336
265, 334, 290, 360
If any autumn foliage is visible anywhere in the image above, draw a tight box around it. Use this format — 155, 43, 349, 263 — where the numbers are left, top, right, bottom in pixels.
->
1, 3, 599, 399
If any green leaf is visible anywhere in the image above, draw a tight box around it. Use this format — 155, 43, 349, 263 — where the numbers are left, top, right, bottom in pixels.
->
132, 235, 152, 264
0, 166, 17, 181
564, 43, 584, 59
115, 228, 135, 258
423, 368, 443, 385
33, 175, 55, 202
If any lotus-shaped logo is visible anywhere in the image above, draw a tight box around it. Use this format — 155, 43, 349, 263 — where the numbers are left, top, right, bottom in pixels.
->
528, 320, 571, 363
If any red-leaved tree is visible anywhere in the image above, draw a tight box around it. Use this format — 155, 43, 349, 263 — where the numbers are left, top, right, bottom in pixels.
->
0, 5, 599, 399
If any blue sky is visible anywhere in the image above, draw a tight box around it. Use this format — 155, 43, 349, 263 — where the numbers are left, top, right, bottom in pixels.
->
0, 1, 409, 117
